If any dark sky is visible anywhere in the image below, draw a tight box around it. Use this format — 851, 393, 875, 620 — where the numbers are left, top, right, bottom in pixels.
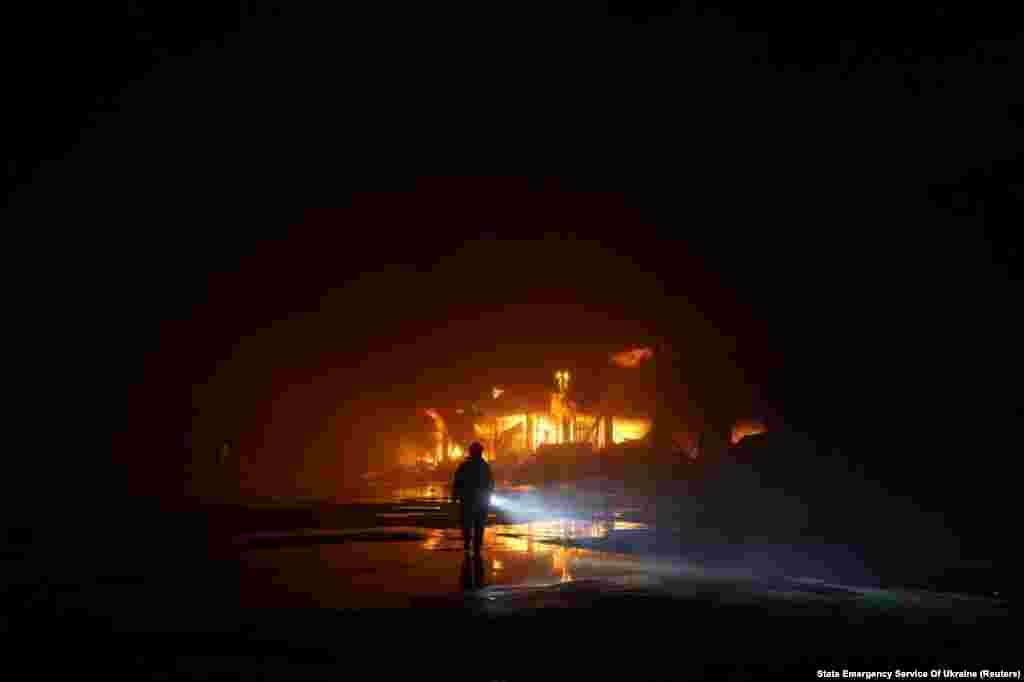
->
7, 6, 1021, 522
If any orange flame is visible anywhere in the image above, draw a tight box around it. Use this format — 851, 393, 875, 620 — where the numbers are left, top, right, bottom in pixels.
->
730, 420, 766, 445
610, 347, 654, 368
424, 409, 446, 465
611, 417, 652, 444
550, 392, 569, 419
424, 409, 445, 433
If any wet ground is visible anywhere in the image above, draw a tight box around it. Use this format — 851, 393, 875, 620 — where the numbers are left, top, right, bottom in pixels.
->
6, 484, 1017, 677
231, 485, 1010, 620
237, 519, 653, 609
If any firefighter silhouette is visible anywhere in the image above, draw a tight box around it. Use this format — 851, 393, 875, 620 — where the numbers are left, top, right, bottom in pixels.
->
451, 441, 495, 554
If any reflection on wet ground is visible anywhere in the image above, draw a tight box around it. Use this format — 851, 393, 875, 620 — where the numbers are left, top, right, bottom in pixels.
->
238, 515, 643, 608
8, 484, 1015, 680
237, 485, 654, 608
391, 485, 448, 501
233, 488, 1008, 619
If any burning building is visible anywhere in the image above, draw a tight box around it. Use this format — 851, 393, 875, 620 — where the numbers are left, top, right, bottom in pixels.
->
405, 348, 660, 469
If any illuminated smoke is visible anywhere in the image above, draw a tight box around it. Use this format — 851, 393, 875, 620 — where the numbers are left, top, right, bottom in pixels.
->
610, 347, 654, 368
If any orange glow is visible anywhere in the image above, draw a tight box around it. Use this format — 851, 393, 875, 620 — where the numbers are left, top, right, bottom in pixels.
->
408, 355, 661, 464
497, 414, 526, 433
424, 409, 447, 463
554, 370, 570, 393
497, 533, 531, 554
396, 486, 443, 499
397, 440, 436, 467
610, 347, 654, 368
552, 547, 576, 583
549, 392, 569, 419
611, 417, 652, 444
730, 419, 766, 445
533, 414, 558, 446
424, 409, 445, 432
421, 529, 444, 551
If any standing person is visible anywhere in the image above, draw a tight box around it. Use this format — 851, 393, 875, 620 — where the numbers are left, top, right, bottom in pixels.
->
451, 442, 495, 554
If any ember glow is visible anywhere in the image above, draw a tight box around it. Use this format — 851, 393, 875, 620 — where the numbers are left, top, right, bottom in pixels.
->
610, 347, 654, 368
730, 419, 767, 445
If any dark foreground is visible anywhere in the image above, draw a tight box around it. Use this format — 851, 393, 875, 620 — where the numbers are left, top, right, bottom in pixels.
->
5, 494, 1017, 679
8, 595, 1017, 679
